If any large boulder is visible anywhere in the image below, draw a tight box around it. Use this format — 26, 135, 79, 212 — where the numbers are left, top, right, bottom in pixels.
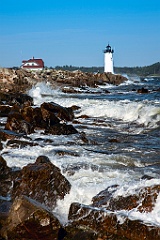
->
68, 202, 160, 240
11, 156, 71, 209
92, 184, 160, 213
41, 102, 75, 122
45, 123, 78, 135
66, 184, 160, 239
1, 195, 62, 240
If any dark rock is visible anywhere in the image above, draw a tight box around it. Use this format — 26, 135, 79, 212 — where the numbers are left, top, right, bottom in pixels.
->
1, 195, 61, 240
0, 200, 12, 226
68, 202, 160, 240
41, 104, 60, 126
0, 129, 24, 141
6, 139, 38, 148
61, 87, 80, 94
21, 106, 34, 123
54, 149, 80, 157
11, 156, 71, 209
64, 226, 97, 240
5, 109, 34, 135
33, 107, 48, 129
41, 102, 75, 122
0, 140, 3, 150
0, 105, 11, 117
11, 93, 33, 105
45, 123, 78, 135
0, 92, 33, 106
137, 87, 149, 93
77, 115, 90, 119
0, 156, 12, 198
141, 175, 154, 180
108, 138, 120, 143
92, 184, 160, 213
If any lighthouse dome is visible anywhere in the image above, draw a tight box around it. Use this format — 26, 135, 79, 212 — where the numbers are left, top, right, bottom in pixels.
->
104, 44, 114, 53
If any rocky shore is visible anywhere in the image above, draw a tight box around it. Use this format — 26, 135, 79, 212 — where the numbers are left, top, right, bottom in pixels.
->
0, 67, 127, 94
0, 68, 160, 239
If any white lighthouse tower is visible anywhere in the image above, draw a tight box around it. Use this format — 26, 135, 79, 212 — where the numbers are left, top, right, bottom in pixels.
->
104, 44, 114, 73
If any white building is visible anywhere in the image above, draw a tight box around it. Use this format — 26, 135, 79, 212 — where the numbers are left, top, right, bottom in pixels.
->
21, 57, 44, 71
104, 44, 114, 73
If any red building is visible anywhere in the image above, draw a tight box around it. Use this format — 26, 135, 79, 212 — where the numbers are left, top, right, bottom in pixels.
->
21, 57, 44, 71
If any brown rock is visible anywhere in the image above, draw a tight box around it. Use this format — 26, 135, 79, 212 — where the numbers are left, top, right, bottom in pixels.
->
41, 104, 60, 126
41, 102, 75, 122
5, 108, 34, 135
68, 202, 160, 240
1, 195, 61, 240
45, 123, 78, 135
0, 156, 12, 198
11, 156, 71, 209
0, 105, 11, 117
6, 139, 38, 148
33, 107, 48, 129
92, 184, 160, 213
137, 87, 149, 94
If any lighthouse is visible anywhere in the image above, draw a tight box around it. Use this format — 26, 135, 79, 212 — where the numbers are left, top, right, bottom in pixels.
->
104, 44, 114, 73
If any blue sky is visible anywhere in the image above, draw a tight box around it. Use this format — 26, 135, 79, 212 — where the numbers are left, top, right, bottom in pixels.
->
0, 0, 160, 68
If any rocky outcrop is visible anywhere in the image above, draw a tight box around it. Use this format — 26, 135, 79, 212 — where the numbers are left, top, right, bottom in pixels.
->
0, 155, 160, 239
66, 184, 160, 239
0, 156, 12, 198
1, 101, 78, 139
11, 156, 71, 209
68, 202, 160, 240
1, 195, 62, 240
0, 68, 127, 94
92, 184, 160, 212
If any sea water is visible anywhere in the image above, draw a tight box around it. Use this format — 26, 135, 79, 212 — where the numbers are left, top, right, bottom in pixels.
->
1, 76, 160, 226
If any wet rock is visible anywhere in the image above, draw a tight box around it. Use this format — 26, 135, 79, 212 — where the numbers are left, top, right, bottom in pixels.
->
6, 139, 38, 148
54, 149, 80, 157
92, 184, 160, 213
33, 107, 48, 129
0, 156, 12, 198
41, 103, 60, 126
0, 129, 24, 141
68, 202, 160, 240
1, 195, 61, 240
5, 108, 34, 135
45, 123, 78, 135
0, 105, 11, 117
61, 87, 81, 94
64, 226, 97, 240
0, 91, 33, 106
0, 140, 3, 150
41, 102, 75, 122
108, 138, 120, 143
0, 200, 12, 221
11, 93, 33, 105
11, 156, 71, 209
21, 106, 34, 123
137, 87, 149, 93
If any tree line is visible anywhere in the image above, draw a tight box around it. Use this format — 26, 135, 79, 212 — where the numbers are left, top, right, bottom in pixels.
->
54, 62, 160, 76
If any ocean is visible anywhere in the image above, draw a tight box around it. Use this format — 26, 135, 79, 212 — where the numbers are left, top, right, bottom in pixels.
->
1, 75, 160, 226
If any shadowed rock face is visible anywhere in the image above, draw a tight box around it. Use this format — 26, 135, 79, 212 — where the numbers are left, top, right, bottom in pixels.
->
0, 156, 12, 198
1, 195, 61, 240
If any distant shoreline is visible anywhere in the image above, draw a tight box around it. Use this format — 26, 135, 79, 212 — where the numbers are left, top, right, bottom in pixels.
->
2, 61, 158, 77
